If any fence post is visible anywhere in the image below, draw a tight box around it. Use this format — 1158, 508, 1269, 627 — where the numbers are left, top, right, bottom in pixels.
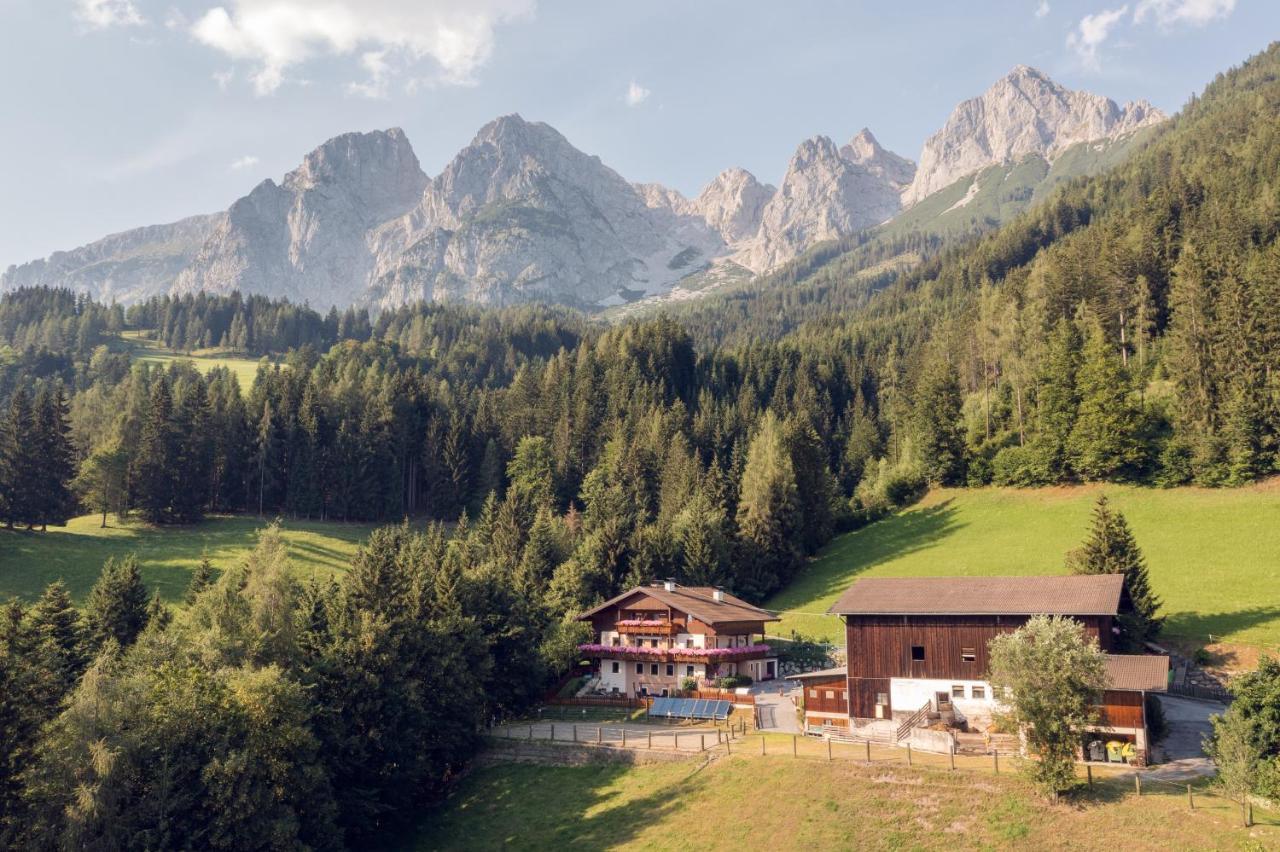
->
761, 736, 767, 756
528, 725, 533, 741
726, 738, 731, 756
949, 744, 955, 771
993, 751, 999, 775
1134, 774, 1142, 796
550, 724, 555, 742
675, 733, 680, 750
572, 724, 577, 743
793, 735, 798, 758
597, 727, 602, 745
622, 728, 627, 748
865, 740, 872, 763
827, 738, 832, 762
906, 743, 912, 766
1086, 765, 1093, 785
1187, 784, 1194, 810
648, 731, 653, 750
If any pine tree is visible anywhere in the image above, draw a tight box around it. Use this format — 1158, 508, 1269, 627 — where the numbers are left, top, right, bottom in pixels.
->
32, 384, 76, 529
1067, 495, 1163, 648
84, 555, 151, 650
1034, 318, 1083, 478
134, 377, 181, 523
0, 388, 41, 529
185, 556, 216, 605
1067, 322, 1145, 480
911, 356, 966, 485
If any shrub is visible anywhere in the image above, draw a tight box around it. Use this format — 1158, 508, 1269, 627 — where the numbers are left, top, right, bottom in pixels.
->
991, 444, 1053, 486
680, 677, 698, 693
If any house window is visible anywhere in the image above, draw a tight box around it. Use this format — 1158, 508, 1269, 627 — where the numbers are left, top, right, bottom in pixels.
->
650, 639, 659, 648
951, 685, 964, 698
971, 686, 986, 699
685, 665, 694, 677
910, 645, 925, 662
611, 662, 619, 674
685, 639, 694, 648
612, 636, 621, 646
809, 688, 818, 698
875, 693, 889, 706
961, 648, 976, 663
665, 664, 674, 676
635, 663, 643, 674
824, 690, 835, 699
650, 664, 659, 675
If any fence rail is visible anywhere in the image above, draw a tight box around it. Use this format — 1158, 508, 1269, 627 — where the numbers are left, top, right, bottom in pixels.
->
547, 695, 651, 709
1167, 681, 1232, 703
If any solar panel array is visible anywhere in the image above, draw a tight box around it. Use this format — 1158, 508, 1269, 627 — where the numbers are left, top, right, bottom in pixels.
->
647, 697, 732, 720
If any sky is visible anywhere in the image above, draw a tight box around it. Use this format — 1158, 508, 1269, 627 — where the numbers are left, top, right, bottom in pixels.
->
0, 0, 1273, 270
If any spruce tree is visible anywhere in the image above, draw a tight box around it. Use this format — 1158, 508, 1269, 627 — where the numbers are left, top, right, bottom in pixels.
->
1067, 495, 1163, 648
185, 555, 216, 605
911, 356, 966, 485
33, 384, 77, 529
26, 581, 87, 692
134, 377, 180, 524
0, 388, 41, 529
1067, 322, 1144, 480
735, 412, 801, 599
1034, 318, 1083, 478
84, 555, 151, 650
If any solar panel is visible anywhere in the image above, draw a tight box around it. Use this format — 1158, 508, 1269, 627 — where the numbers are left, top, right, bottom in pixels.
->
693, 699, 709, 718
714, 700, 730, 719
648, 697, 670, 716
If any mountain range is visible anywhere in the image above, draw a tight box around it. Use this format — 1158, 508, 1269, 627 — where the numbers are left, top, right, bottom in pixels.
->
1, 67, 1164, 311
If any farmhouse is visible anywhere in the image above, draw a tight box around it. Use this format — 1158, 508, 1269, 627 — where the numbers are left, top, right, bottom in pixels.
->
576, 581, 779, 696
801, 574, 1168, 764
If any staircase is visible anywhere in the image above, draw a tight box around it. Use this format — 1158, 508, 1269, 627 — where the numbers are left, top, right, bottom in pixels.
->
895, 701, 933, 743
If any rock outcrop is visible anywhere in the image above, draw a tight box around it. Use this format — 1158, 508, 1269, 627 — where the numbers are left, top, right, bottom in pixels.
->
904, 65, 1164, 205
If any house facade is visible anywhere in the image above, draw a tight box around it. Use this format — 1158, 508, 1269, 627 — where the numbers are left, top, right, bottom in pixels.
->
576, 581, 779, 696
818, 574, 1168, 764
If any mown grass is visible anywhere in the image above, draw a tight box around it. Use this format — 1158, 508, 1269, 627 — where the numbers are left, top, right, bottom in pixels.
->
406, 755, 1278, 850
0, 513, 376, 603
118, 331, 273, 391
766, 483, 1280, 652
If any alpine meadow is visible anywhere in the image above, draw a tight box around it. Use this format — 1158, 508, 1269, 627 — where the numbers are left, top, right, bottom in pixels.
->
4, 6, 1280, 850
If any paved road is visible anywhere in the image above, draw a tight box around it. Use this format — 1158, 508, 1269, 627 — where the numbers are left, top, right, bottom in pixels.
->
1147, 694, 1226, 781
751, 683, 802, 734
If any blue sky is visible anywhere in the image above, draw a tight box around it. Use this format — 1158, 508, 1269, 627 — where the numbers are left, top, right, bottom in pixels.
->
0, 0, 1271, 269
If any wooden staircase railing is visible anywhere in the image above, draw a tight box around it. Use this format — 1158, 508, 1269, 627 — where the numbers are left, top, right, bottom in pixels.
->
895, 700, 932, 742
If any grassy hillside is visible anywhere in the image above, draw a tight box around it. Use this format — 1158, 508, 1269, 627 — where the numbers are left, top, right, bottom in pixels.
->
0, 514, 376, 603
120, 330, 272, 391
766, 484, 1280, 654
405, 756, 1276, 851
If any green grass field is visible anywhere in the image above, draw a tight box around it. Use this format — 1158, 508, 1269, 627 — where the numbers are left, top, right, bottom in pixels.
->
766, 484, 1280, 654
404, 755, 1276, 850
120, 331, 273, 391
0, 514, 377, 603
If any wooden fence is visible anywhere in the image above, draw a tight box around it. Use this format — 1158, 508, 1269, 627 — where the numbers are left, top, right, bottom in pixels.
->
547, 695, 651, 709
688, 689, 755, 705
1167, 681, 1232, 704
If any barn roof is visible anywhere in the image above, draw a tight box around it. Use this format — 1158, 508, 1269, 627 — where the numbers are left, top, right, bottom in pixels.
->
784, 667, 847, 681
1104, 654, 1169, 692
827, 574, 1125, 617
576, 584, 779, 626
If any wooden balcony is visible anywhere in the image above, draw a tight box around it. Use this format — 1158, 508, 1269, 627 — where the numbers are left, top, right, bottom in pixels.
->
616, 621, 678, 636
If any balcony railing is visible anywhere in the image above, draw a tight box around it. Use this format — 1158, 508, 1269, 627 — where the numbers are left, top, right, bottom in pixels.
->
578, 643, 772, 663
616, 620, 678, 636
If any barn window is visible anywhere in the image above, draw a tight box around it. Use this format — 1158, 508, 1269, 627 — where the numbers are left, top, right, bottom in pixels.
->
825, 690, 835, 699
951, 685, 964, 698
961, 648, 976, 663
809, 688, 818, 698
665, 664, 674, 676
875, 693, 889, 706
910, 645, 926, 662
971, 686, 986, 699
611, 662, 619, 673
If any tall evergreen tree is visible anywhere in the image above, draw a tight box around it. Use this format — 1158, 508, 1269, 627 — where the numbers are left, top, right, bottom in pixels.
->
26, 581, 87, 693
1034, 319, 1084, 478
133, 376, 182, 524
911, 356, 966, 485
1067, 322, 1145, 480
0, 388, 41, 529
32, 384, 76, 529
84, 555, 151, 651
1067, 495, 1163, 648
735, 412, 801, 600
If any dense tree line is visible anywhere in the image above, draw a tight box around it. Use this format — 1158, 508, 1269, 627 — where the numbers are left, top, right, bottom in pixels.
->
0, 521, 575, 847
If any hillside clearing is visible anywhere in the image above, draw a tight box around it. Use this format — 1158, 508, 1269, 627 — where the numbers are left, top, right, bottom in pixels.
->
0, 514, 376, 603
766, 484, 1280, 654
119, 331, 273, 391
405, 755, 1277, 851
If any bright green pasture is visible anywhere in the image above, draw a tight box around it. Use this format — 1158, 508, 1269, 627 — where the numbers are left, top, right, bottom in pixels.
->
766, 484, 1280, 652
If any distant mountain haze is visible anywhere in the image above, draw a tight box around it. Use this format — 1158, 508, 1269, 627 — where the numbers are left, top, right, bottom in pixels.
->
1, 67, 1165, 311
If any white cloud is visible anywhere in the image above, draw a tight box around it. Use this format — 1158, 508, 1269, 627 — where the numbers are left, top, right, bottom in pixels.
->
228, 154, 260, 171
347, 49, 392, 99
190, 0, 535, 96
625, 80, 650, 107
1066, 5, 1128, 70
1035, 1, 1051, 18
212, 68, 234, 91
1133, 0, 1235, 27
75, 0, 146, 29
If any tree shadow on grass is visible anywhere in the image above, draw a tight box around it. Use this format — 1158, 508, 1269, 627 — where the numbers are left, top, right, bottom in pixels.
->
404, 757, 713, 851
1162, 606, 1280, 652
767, 499, 965, 612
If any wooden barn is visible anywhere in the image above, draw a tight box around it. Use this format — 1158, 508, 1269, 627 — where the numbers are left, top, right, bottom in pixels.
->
818, 574, 1169, 764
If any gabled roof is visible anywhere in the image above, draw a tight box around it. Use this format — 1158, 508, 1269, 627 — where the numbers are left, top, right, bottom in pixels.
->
576, 584, 779, 626
784, 666, 847, 681
1104, 654, 1169, 693
828, 574, 1125, 617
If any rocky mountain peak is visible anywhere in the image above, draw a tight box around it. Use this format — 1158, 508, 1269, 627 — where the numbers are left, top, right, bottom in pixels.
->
904, 67, 1166, 204
689, 168, 775, 245
282, 128, 426, 210
840, 128, 916, 193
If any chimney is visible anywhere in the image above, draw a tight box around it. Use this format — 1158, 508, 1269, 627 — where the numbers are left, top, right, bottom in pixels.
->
712, 588, 724, 602
663, 578, 676, 592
